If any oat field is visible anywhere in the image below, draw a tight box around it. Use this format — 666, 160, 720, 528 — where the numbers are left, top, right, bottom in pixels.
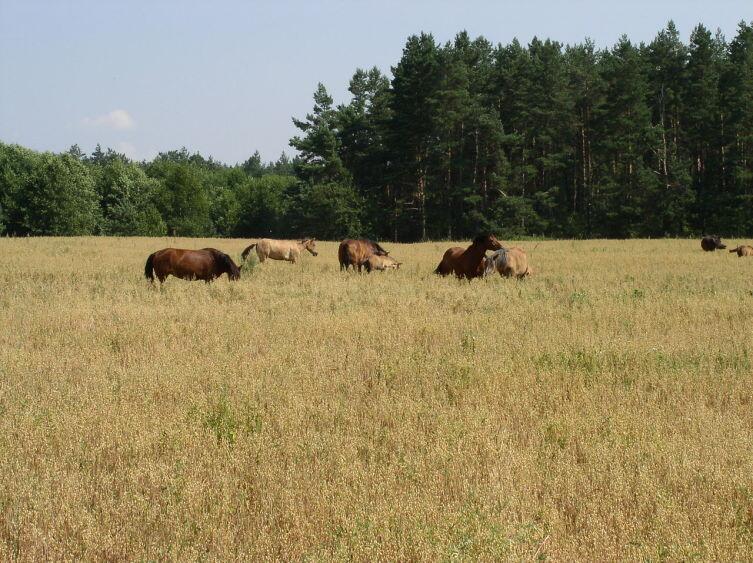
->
1, 236, 752, 560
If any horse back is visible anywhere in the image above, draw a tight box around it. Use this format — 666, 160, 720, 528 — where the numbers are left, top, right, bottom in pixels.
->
153, 248, 215, 280
259, 239, 297, 260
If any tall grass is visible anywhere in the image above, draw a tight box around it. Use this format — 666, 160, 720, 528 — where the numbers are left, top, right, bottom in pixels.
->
0, 236, 751, 559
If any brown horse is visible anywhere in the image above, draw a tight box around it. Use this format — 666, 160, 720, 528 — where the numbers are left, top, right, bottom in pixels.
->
434, 234, 503, 279
144, 248, 241, 284
338, 239, 389, 272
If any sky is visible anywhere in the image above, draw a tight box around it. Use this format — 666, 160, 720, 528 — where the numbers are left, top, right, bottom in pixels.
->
0, 0, 749, 164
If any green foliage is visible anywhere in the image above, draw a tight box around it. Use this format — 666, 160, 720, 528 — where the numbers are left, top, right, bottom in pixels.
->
155, 164, 211, 236
201, 389, 262, 446
235, 175, 297, 237
97, 159, 166, 236
293, 182, 365, 239
0, 143, 40, 235
24, 152, 100, 235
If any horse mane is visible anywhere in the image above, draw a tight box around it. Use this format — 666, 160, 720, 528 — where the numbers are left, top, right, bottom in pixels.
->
206, 248, 239, 277
472, 233, 493, 246
367, 239, 388, 255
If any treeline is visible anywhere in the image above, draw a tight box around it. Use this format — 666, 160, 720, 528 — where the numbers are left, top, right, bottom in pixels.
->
1, 21, 752, 240
292, 20, 753, 240
0, 141, 376, 239
0, 144, 310, 238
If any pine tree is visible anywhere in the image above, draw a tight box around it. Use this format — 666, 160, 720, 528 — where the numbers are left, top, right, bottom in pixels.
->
684, 25, 727, 231
565, 40, 605, 234
290, 83, 349, 185
721, 21, 753, 233
390, 33, 441, 240
594, 36, 659, 236
646, 21, 694, 235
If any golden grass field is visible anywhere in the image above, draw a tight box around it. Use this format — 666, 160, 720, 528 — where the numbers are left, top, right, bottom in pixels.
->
1, 236, 752, 560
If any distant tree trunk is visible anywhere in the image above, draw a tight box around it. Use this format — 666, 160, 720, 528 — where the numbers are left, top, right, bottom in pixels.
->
473, 129, 479, 186
446, 145, 452, 239
659, 86, 670, 190
417, 147, 428, 241
579, 118, 586, 212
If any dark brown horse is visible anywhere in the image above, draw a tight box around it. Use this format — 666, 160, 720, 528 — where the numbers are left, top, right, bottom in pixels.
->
338, 239, 389, 272
144, 248, 241, 284
701, 235, 726, 251
434, 234, 504, 279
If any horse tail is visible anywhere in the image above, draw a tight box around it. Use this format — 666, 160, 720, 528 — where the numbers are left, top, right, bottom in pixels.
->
338, 242, 349, 270
241, 243, 257, 260
144, 252, 156, 281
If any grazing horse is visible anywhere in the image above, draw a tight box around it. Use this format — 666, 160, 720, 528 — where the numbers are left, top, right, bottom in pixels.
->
364, 254, 402, 272
241, 238, 318, 264
144, 248, 241, 284
338, 239, 389, 272
483, 247, 532, 278
701, 235, 726, 251
729, 244, 753, 257
434, 234, 503, 279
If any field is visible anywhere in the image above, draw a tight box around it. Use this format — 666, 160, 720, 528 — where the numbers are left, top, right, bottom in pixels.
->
1, 236, 752, 560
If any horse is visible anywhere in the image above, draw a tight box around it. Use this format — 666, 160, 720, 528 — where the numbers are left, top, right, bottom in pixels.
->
701, 235, 726, 251
144, 248, 241, 284
338, 239, 389, 272
434, 234, 503, 279
729, 244, 753, 257
483, 247, 532, 278
241, 239, 318, 264
364, 254, 402, 272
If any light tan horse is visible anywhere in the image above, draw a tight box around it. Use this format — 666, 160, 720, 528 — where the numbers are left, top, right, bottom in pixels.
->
364, 254, 402, 272
729, 245, 753, 257
241, 238, 318, 264
483, 247, 532, 278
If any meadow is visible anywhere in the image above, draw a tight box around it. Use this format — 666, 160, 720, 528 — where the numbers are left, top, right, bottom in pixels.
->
0, 236, 752, 560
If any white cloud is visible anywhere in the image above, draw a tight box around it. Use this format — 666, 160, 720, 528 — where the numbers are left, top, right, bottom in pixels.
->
83, 109, 135, 130
115, 141, 138, 159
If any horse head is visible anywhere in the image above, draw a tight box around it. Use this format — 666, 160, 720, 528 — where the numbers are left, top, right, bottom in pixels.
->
217, 252, 241, 280
472, 233, 503, 252
301, 238, 318, 256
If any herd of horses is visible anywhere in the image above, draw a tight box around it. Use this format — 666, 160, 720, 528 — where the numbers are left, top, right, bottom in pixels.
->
142, 234, 530, 284
143, 234, 749, 284
700, 235, 753, 256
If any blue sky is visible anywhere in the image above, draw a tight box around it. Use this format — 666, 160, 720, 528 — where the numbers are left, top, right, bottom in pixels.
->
0, 0, 748, 164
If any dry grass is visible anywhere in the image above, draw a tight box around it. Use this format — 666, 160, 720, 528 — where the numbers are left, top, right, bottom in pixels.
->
1, 236, 752, 560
